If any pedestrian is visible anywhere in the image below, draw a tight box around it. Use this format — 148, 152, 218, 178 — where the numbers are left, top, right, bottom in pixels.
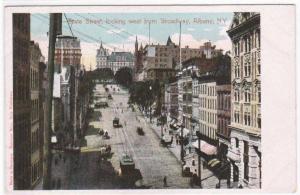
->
163, 176, 167, 187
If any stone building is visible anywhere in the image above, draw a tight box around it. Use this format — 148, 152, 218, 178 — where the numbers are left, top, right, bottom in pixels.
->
108, 51, 134, 74
38, 60, 48, 189
29, 41, 44, 188
54, 35, 82, 73
54, 35, 82, 145
164, 81, 179, 121
143, 37, 222, 82
96, 42, 109, 69
215, 54, 231, 164
134, 37, 144, 81
197, 62, 218, 148
13, 13, 31, 190
226, 12, 261, 188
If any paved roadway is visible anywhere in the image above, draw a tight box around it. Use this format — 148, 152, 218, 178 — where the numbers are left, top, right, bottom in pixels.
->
66, 84, 191, 189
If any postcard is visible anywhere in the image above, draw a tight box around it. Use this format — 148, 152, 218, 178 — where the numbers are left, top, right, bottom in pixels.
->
3, 3, 297, 194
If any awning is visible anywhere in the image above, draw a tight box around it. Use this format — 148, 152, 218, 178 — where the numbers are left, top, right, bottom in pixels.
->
192, 140, 217, 155
176, 122, 182, 127
208, 158, 221, 167
170, 119, 177, 125
179, 128, 190, 137
51, 136, 57, 143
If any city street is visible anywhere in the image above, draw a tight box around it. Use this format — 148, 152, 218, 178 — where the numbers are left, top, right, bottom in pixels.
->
61, 84, 190, 189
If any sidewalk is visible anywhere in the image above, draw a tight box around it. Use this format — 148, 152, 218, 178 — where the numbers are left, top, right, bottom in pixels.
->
50, 150, 71, 189
135, 106, 227, 189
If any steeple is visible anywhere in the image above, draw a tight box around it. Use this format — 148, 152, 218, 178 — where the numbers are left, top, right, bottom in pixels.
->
100, 41, 103, 49
135, 35, 138, 55
139, 43, 143, 50
166, 36, 172, 45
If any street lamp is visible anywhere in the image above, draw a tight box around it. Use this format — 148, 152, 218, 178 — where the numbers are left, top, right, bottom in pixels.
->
149, 85, 152, 123
180, 124, 185, 162
196, 130, 202, 188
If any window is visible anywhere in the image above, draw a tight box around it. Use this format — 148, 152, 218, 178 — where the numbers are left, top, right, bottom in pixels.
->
244, 112, 251, 126
235, 138, 239, 148
244, 62, 251, 77
235, 65, 240, 78
258, 87, 261, 103
234, 90, 240, 102
234, 111, 240, 123
244, 90, 251, 103
257, 51, 261, 75
234, 42, 238, 56
244, 141, 249, 181
258, 116, 261, 128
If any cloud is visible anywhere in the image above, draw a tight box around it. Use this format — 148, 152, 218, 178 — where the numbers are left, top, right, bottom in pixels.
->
80, 41, 98, 69
218, 20, 231, 38
214, 38, 231, 53
106, 28, 125, 34
214, 20, 232, 52
171, 33, 231, 53
170, 33, 209, 48
126, 34, 161, 45
187, 28, 195, 32
31, 34, 49, 61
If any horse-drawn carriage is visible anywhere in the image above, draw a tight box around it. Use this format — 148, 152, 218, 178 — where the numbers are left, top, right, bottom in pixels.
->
136, 127, 144, 136
160, 135, 173, 147
99, 145, 112, 159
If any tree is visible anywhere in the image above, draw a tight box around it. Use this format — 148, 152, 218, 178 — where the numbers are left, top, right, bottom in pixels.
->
114, 67, 133, 88
129, 81, 153, 109
92, 68, 114, 81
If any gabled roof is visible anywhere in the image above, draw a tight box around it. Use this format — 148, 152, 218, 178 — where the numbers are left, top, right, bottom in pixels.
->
108, 51, 134, 62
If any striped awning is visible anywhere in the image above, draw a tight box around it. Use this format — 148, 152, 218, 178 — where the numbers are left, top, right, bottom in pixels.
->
192, 140, 217, 155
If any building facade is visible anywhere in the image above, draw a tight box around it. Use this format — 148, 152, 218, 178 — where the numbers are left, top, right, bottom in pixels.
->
134, 37, 144, 81
29, 41, 44, 188
227, 12, 261, 188
54, 35, 82, 145
198, 78, 218, 146
108, 51, 134, 74
38, 60, 48, 189
164, 81, 179, 120
54, 35, 82, 72
96, 42, 109, 69
143, 37, 223, 82
13, 13, 31, 190
215, 54, 231, 163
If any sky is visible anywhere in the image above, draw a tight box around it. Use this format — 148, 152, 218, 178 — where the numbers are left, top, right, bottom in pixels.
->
31, 13, 233, 70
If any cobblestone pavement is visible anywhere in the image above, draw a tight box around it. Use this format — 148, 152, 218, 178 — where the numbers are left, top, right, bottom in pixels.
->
51, 84, 223, 189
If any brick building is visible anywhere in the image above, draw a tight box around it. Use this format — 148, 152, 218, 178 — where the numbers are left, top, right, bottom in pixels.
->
13, 13, 31, 189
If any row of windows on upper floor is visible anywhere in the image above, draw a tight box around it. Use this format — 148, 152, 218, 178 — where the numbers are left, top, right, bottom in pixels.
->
233, 51, 261, 78
30, 68, 39, 90
234, 88, 261, 103
233, 111, 261, 129
233, 30, 260, 57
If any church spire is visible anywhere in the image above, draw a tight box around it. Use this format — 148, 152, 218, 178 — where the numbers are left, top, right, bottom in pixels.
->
135, 35, 138, 54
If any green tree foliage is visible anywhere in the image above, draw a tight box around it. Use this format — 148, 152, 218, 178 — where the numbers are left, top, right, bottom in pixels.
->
114, 67, 133, 88
91, 68, 114, 81
128, 80, 160, 112
78, 71, 95, 96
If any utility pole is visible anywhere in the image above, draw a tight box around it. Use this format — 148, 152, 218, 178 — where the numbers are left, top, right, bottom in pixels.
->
44, 13, 62, 189
179, 22, 182, 70
148, 23, 151, 45
180, 125, 184, 161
